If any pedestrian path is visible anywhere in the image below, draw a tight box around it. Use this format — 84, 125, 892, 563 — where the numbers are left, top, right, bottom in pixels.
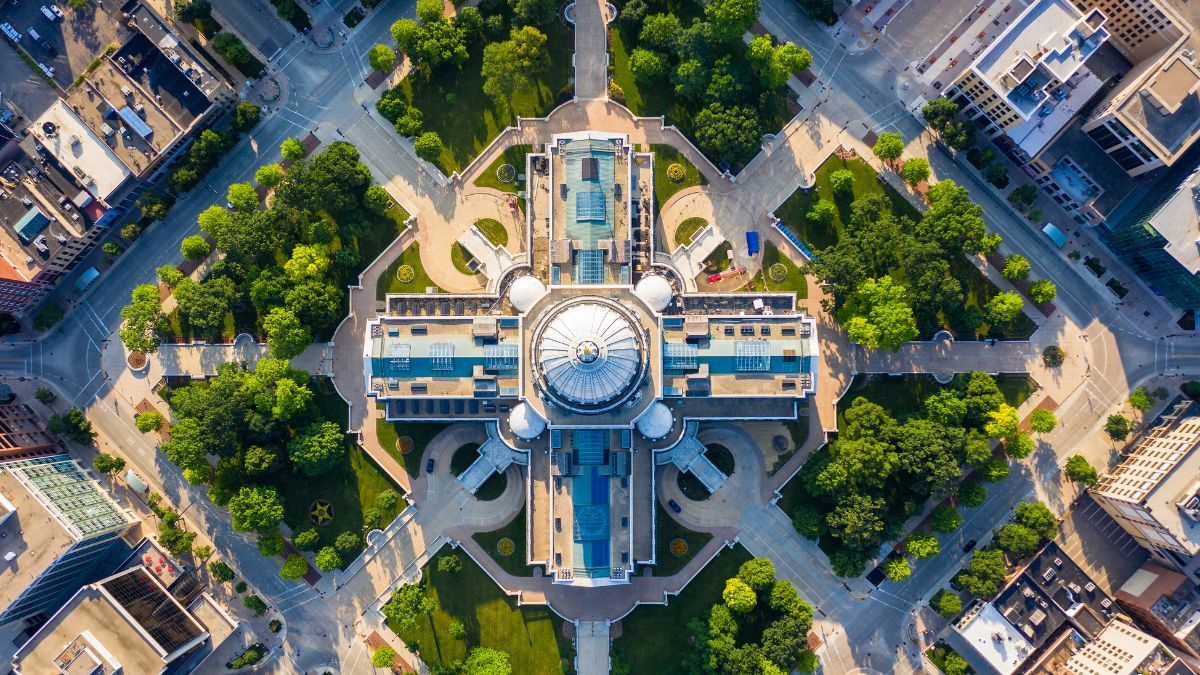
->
576, 621, 611, 675
573, 0, 608, 100
856, 336, 1036, 378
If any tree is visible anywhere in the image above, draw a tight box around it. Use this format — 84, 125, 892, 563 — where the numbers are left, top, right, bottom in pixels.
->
377, 488, 400, 511
414, 132, 444, 163
280, 554, 310, 580
368, 43, 396, 72
1029, 279, 1057, 304
986, 291, 1024, 326
416, 0, 442, 22
1029, 408, 1057, 434
170, 166, 199, 192
135, 410, 164, 432
509, 0, 555, 26
919, 180, 988, 253
157, 265, 185, 287
806, 199, 836, 226
639, 13, 681, 50
138, 191, 173, 221
1105, 414, 1132, 441
829, 168, 854, 195
997, 521, 1041, 556
1014, 501, 1057, 540
768, 580, 802, 616
293, 529, 320, 551
693, 103, 762, 164
209, 559, 235, 582
243, 444, 281, 478
747, 35, 811, 88
872, 132, 904, 162
462, 647, 512, 675
176, 0, 212, 21
35, 387, 56, 405
825, 494, 886, 549
226, 182, 259, 212
1002, 254, 1031, 282
263, 307, 311, 359
907, 531, 940, 560
960, 549, 1008, 598
257, 529, 284, 556
984, 404, 1019, 443
232, 101, 261, 131
1006, 432, 1034, 459
792, 504, 826, 539
363, 185, 391, 216
315, 546, 342, 571
629, 48, 669, 82
922, 97, 959, 132
884, 557, 911, 582
120, 284, 167, 354
961, 371, 1004, 427
705, 0, 761, 42
243, 594, 268, 616
381, 583, 435, 632
722, 577, 757, 613
1129, 386, 1153, 413
93, 452, 126, 476
255, 163, 284, 188
288, 421, 345, 476
959, 480, 988, 507
981, 457, 1010, 482
843, 276, 918, 351
437, 554, 463, 574
482, 28, 548, 106
48, 409, 95, 445
924, 390, 966, 426
944, 653, 970, 675
1065, 455, 1099, 486
901, 157, 930, 186
281, 137, 305, 161
931, 589, 962, 619
173, 277, 237, 338
760, 615, 812, 669
737, 558, 776, 591
335, 531, 360, 553
228, 486, 284, 532
930, 505, 962, 533
180, 235, 210, 261
1008, 184, 1038, 209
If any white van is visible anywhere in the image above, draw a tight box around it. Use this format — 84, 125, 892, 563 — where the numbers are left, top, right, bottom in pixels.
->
40, 6, 58, 21
27, 27, 40, 41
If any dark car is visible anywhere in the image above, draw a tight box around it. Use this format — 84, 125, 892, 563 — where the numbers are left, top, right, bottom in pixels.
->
962, 539, 978, 553
425, 458, 435, 474
668, 499, 682, 514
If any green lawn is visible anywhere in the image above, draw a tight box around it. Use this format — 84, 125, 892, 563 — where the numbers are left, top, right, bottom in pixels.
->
475, 471, 508, 501
653, 144, 708, 207
701, 241, 733, 273
646, 503, 712, 577
836, 373, 1036, 427
474, 145, 532, 194
450, 443, 481, 476
739, 241, 809, 299
472, 505, 530, 577
387, 26, 571, 173
475, 218, 508, 247
374, 418, 453, 477
674, 217, 707, 248
612, 544, 753, 675
927, 641, 975, 674
376, 242, 442, 299
277, 385, 405, 555
451, 242, 478, 276
392, 544, 573, 672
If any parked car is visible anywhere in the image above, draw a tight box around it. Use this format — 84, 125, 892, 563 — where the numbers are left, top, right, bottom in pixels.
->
668, 499, 682, 514
49, 5, 64, 19
425, 458, 435, 474
962, 539, 978, 553
40, 6, 59, 21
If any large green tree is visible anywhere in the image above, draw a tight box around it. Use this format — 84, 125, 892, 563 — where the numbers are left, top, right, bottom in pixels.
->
263, 307, 311, 359
843, 276, 918, 351
381, 583, 436, 632
228, 486, 285, 532
288, 421, 345, 476
693, 103, 762, 164
119, 284, 167, 353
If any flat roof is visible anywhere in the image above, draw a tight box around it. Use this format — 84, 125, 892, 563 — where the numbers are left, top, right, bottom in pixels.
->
28, 101, 133, 203
956, 602, 1036, 674
661, 314, 817, 398
0, 469, 82, 615
112, 32, 211, 128
126, 3, 225, 100
1113, 36, 1200, 158
7, 456, 132, 539
367, 316, 520, 398
1149, 169, 1200, 273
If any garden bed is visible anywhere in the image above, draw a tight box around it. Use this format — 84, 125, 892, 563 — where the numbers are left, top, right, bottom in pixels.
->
377, 243, 441, 298
652, 144, 708, 207
673, 217, 707, 248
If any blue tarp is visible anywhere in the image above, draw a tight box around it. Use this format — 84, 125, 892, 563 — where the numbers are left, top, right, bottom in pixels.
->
746, 231, 760, 256
1042, 223, 1067, 248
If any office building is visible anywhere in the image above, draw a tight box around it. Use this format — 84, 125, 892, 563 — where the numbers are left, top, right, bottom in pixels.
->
1116, 562, 1200, 669
0, 404, 59, 459
1028, 616, 1196, 675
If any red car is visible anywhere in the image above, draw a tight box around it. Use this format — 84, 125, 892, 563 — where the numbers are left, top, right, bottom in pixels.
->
707, 274, 722, 284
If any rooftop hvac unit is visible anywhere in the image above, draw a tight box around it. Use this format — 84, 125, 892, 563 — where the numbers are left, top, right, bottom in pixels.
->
69, 135, 79, 146
120, 85, 132, 97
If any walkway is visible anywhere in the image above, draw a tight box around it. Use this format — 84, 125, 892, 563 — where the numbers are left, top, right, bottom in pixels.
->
576, 622, 611, 675
856, 335, 1036, 379
573, 0, 608, 100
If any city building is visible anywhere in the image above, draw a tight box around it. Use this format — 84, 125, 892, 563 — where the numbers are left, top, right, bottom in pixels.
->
1070, 0, 1187, 63
950, 542, 1116, 674
0, 404, 60, 459
11, 564, 237, 675
0, 455, 136, 627
365, 133, 817, 585
948, 0, 1112, 161
1092, 399, 1200, 575
1116, 561, 1200, 669
1028, 616, 1196, 675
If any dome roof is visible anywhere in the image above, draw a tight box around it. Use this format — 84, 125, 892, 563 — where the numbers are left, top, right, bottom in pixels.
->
536, 300, 643, 410
508, 275, 547, 313
635, 401, 674, 439
508, 402, 547, 439
634, 275, 674, 312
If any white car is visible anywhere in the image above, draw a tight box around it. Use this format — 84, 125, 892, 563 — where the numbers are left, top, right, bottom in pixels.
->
49, 5, 65, 19
40, 6, 58, 21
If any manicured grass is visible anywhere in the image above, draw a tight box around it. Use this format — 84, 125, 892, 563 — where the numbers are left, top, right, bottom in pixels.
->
387, 26, 571, 173
836, 373, 1036, 427
927, 641, 975, 674
450, 443, 481, 476
474, 471, 508, 501
351, 203, 410, 272
374, 418, 453, 477
652, 144, 708, 207
474, 218, 508, 247
701, 241, 733, 273
647, 503, 712, 577
677, 445, 735, 501
392, 543, 574, 673
674, 217, 707, 248
474, 145, 532, 194
472, 505, 530, 577
612, 544, 753, 675
278, 384, 405, 555
376, 242, 442, 299
451, 243, 478, 276
739, 241, 809, 299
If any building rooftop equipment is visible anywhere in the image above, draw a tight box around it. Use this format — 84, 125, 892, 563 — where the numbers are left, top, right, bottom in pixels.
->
26, 101, 134, 206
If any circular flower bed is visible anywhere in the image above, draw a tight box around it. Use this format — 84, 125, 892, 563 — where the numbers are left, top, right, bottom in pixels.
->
127, 351, 147, 369
670, 538, 688, 557
496, 163, 516, 184
768, 263, 788, 283
396, 436, 414, 455
496, 537, 515, 557
666, 163, 685, 183
309, 499, 334, 526
397, 265, 415, 284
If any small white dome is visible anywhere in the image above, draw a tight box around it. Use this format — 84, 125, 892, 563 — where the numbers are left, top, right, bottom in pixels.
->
634, 275, 673, 312
508, 402, 547, 439
635, 401, 674, 439
508, 276, 547, 313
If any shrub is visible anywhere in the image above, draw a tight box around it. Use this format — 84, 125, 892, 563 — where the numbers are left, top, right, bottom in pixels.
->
449, 619, 466, 639
372, 646, 397, 669
414, 132, 444, 163
121, 222, 142, 240
280, 554, 309, 580
1029, 279, 1057, 304
102, 242, 121, 257
35, 388, 56, 405
315, 546, 342, 571
437, 554, 463, 574
1129, 386, 1153, 413
235, 580, 248, 593
209, 560, 235, 582
293, 529, 320, 551
335, 531, 360, 553
243, 594, 268, 616
1001, 254, 1031, 282
1042, 345, 1065, 367
666, 163, 685, 182
1029, 409, 1056, 434
135, 411, 164, 432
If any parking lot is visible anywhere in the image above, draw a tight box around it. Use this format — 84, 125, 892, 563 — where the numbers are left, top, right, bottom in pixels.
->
0, 41, 57, 121
4, 1, 128, 89
1056, 493, 1148, 594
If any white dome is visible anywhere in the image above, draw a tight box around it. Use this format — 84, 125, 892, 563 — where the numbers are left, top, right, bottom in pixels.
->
634, 275, 674, 311
508, 402, 547, 439
536, 300, 643, 410
635, 401, 674, 439
508, 275, 547, 313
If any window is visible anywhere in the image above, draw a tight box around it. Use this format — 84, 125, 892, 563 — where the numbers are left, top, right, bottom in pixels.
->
1086, 124, 1120, 149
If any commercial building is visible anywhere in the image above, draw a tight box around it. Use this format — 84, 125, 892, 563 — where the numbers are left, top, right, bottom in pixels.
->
0, 455, 136, 627
0, 404, 60, 459
1116, 561, 1200, 669
1028, 616, 1196, 675
11, 564, 237, 675
365, 134, 817, 586
1092, 400, 1200, 575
